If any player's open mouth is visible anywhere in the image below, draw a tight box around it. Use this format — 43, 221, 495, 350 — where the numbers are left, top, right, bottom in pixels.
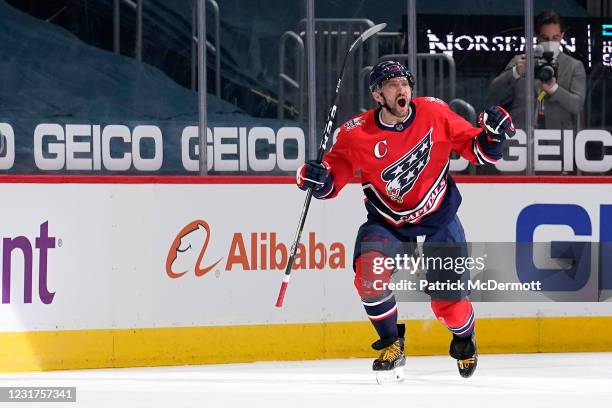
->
397, 97, 407, 108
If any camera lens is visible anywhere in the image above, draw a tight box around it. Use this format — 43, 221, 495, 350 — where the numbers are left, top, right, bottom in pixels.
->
537, 66, 555, 82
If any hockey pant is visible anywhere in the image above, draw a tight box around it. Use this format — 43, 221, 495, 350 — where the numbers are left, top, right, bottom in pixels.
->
353, 216, 475, 341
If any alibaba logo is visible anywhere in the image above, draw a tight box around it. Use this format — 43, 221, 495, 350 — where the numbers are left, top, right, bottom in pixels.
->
166, 220, 222, 279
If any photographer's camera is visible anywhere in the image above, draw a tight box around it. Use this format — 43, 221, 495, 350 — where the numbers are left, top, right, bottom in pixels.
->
534, 47, 558, 82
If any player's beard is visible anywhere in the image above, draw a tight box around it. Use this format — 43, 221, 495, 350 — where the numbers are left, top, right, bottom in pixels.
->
381, 94, 411, 121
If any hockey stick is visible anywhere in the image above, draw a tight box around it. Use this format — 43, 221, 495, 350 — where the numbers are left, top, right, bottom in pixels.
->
275, 22, 387, 308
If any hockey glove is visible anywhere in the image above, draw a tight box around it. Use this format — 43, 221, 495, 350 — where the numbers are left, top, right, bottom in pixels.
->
478, 105, 516, 142
296, 160, 330, 192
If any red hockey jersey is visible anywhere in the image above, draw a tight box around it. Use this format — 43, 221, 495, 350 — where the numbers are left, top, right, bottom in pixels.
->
318, 97, 496, 227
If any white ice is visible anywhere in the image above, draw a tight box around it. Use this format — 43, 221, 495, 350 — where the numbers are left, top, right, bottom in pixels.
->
1, 353, 612, 407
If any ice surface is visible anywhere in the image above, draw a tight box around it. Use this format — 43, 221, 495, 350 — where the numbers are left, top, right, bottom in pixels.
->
1, 353, 611, 407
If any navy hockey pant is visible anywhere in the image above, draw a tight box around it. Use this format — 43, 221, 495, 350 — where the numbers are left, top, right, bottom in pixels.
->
353, 216, 475, 342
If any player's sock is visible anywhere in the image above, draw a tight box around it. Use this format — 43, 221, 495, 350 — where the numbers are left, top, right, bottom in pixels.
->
355, 251, 398, 341
431, 298, 475, 338
447, 308, 475, 338
363, 292, 399, 340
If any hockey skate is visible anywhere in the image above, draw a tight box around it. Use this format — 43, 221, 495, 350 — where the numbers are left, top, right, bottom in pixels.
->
449, 333, 478, 378
371, 324, 406, 384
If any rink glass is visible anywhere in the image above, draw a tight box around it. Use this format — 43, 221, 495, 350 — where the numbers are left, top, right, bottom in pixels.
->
0, 1, 609, 176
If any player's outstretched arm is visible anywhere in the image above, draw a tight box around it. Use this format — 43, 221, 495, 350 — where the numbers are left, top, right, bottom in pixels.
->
473, 105, 516, 164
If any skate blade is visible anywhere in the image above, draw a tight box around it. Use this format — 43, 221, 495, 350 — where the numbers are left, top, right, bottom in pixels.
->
375, 366, 405, 384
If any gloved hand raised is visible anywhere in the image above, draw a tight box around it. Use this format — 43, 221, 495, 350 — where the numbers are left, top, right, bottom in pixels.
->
296, 160, 330, 191
478, 105, 516, 142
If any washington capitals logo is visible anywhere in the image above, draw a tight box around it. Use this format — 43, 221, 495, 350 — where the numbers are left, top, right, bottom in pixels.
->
381, 128, 433, 203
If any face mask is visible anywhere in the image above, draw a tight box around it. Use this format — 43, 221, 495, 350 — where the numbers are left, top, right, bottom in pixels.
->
539, 41, 561, 58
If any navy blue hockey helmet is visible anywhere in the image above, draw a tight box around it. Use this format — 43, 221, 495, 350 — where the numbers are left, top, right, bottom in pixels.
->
369, 61, 415, 92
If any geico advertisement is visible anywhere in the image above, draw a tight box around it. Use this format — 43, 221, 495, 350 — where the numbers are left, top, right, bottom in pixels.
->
0, 122, 305, 173
1, 122, 612, 173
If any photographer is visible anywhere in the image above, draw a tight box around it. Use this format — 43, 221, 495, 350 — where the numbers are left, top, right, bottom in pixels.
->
488, 11, 586, 130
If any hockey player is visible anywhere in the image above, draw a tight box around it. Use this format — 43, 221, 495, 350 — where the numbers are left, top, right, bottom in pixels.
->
296, 61, 515, 382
